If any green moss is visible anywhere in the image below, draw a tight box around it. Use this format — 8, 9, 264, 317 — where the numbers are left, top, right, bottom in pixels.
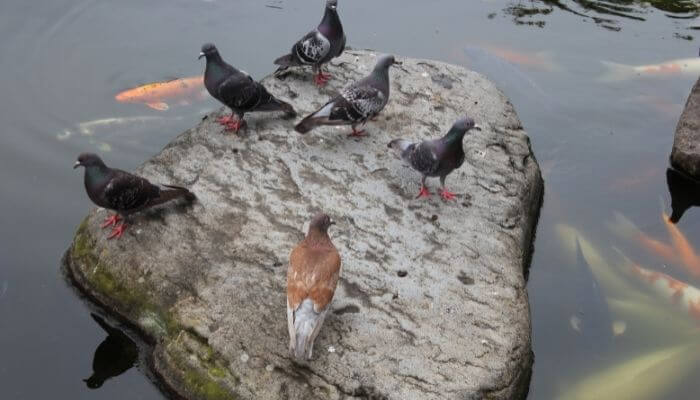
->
71, 218, 236, 400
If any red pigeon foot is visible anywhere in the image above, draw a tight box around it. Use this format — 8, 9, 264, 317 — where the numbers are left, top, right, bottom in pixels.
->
439, 188, 457, 201
416, 186, 431, 199
101, 214, 122, 228
217, 115, 234, 126
107, 223, 128, 240
347, 128, 367, 137
224, 118, 245, 133
313, 73, 330, 87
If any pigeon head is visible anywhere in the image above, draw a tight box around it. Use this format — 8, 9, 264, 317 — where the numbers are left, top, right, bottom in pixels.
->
326, 0, 338, 10
74, 153, 105, 169
452, 115, 479, 132
199, 43, 219, 60
373, 55, 400, 72
309, 212, 335, 233
83, 375, 104, 389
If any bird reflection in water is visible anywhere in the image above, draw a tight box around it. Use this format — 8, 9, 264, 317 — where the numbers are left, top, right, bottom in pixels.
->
666, 167, 700, 223
84, 313, 139, 389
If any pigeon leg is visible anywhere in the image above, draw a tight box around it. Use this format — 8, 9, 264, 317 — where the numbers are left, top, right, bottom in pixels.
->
224, 115, 246, 133
416, 176, 431, 198
347, 124, 367, 137
107, 222, 128, 240
101, 214, 122, 229
313, 66, 331, 86
439, 176, 456, 201
217, 112, 234, 126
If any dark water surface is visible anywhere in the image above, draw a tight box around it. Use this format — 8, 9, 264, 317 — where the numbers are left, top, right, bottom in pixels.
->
1, 0, 698, 399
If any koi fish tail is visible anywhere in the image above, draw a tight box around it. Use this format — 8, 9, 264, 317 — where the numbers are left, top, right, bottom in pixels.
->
599, 61, 637, 82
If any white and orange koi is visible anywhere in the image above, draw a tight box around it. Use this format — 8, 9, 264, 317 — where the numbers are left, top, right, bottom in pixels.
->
615, 249, 700, 323
600, 57, 700, 81
608, 212, 679, 265
661, 210, 700, 278
115, 76, 205, 111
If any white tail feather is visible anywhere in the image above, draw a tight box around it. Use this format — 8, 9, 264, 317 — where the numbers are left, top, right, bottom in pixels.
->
291, 299, 327, 360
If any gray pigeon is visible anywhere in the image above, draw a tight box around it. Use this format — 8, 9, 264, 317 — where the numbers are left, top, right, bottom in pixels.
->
274, 0, 346, 86
74, 153, 195, 239
388, 116, 479, 200
295, 55, 399, 137
200, 43, 296, 133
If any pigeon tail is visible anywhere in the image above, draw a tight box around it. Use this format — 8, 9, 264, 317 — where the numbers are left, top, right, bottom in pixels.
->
274, 54, 300, 68
292, 299, 327, 360
157, 184, 196, 205
295, 102, 336, 133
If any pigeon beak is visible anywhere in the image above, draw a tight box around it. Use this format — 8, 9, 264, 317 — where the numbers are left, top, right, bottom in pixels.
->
473, 124, 482, 131
73, 161, 82, 169
198, 52, 205, 60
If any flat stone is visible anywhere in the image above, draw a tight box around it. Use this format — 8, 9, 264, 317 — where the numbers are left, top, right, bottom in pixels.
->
671, 77, 700, 179
64, 49, 543, 400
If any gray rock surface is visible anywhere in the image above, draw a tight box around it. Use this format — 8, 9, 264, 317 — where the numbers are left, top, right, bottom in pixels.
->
671, 77, 700, 179
64, 49, 543, 400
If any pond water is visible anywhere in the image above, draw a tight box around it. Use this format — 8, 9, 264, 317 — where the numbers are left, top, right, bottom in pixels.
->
0, 0, 698, 398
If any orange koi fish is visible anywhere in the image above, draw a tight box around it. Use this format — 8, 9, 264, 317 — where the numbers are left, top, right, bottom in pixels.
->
115, 76, 205, 111
662, 211, 700, 278
608, 212, 679, 265
480, 45, 559, 71
616, 250, 700, 323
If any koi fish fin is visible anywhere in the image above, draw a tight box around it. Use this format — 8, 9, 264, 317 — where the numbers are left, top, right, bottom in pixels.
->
146, 102, 169, 111
599, 61, 637, 82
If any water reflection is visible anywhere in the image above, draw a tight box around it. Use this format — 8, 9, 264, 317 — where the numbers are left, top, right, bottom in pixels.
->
666, 167, 700, 223
501, 0, 700, 31
83, 314, 138, 389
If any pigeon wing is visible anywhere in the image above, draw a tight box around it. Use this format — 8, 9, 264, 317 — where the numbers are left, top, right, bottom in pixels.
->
407, 141, 440, 176
217, 73, 261, 110
333, 85, 385, 121
103, 170, 159, 212
294, 31, 331, 65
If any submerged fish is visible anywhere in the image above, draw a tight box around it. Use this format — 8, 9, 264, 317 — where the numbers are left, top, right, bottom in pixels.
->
661, 208, 700, 278
599, 57, 700, 81
558, 342, 700, 400
569, 238, 614, 352
615, 249, 700, 323
77, 116, 167, 136
461, 46, 551, 110
608, 212, 679, 266
478, 44, 560, 71
115, 76, 205, 111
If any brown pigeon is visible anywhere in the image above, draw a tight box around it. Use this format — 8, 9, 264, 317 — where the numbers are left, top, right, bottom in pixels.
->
287, 213, 341, 360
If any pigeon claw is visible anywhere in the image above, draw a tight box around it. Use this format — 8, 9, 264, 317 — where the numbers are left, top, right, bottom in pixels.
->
416, 186, 431, 199
347, 128, 367, 138
224, 118, 246, 133
107, 223, 128, 240
439, 188, 457, 201
217, 115, 234, 126
313, 72, 331, 87
101, 214, 122, 229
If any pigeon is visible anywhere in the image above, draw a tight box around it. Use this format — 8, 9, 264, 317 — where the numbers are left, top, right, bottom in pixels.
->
74, 153, 195, 239
295, 54, 399, 136
388, 116, 480, 200
274, 0, 346, 86
84, 314, 138, 389
200, 43, 296, 133
287, 213, 341, 361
